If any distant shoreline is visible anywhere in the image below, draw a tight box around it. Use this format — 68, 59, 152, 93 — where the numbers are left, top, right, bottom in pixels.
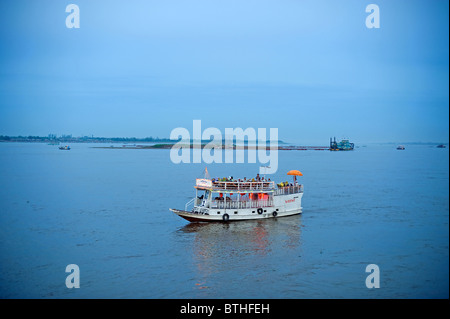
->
0, 135, 287, 145
0, 136, 329, 150
0, 135, 175, 144
0, 136, 447, 148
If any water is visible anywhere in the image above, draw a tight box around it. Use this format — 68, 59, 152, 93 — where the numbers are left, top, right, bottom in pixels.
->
0, 143, 448, 298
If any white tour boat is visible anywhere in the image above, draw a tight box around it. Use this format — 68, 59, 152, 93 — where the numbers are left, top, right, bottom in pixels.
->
170, 169, 304, 222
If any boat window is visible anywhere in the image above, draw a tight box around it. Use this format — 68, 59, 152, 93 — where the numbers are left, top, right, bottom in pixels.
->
197, 190, 208, 199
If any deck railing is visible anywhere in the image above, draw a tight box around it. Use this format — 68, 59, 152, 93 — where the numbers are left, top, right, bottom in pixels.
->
185, 198, 196, 211
210, 199, 273, 209
188, 184, 303, 211
274, 184, 303, 195
209, 181, 275, 191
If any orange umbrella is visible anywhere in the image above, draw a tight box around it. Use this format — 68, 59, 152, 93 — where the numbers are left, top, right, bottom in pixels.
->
287, 170, 303, 176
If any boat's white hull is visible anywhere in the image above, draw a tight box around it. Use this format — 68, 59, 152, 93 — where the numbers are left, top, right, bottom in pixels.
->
170, 208, 302, 222
170, 193, 303, 222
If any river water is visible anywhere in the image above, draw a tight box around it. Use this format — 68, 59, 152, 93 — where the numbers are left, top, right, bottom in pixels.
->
0, 142, 448, 298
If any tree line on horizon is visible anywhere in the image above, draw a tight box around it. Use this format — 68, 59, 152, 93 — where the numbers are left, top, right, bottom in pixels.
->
0, 135, 286, 144
0, 135, 175, 142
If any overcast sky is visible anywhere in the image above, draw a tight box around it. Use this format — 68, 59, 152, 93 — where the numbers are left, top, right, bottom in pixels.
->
0, 0, 448, 144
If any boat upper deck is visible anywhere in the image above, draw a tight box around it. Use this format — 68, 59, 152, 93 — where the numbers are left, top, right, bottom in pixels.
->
196, 178, 275, 192
195, 178, 303, 194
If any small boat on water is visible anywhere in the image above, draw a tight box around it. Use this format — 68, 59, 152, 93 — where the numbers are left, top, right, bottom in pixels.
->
59, 145, 71, 150
397, 145, 405, 150
437, 144, 446, 148
170, 169, 304, 222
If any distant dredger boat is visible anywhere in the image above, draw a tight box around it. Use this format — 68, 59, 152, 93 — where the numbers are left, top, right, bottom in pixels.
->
329, 137, 354, 151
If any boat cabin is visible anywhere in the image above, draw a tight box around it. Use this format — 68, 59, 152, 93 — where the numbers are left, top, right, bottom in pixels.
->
187, 177, 303, 211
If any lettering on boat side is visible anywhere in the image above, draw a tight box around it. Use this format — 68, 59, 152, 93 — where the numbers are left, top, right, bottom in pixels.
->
365, 264, 380, 288
285, 198, 295, 204
170, 120, 278, 174
179, 303, 270, 316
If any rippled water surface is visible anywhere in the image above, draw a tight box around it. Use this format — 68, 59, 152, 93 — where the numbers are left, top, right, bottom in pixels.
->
0, 143, 448, 298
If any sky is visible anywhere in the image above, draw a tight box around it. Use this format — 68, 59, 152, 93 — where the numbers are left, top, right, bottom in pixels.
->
0, 0, 448, 145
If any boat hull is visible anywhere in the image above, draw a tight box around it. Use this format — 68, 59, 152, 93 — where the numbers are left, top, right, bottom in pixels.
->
170, 207, 302, 222
171, 185, 303, 223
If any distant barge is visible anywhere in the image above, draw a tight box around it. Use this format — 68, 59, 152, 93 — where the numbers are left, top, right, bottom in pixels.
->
329, 137, 354, 151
